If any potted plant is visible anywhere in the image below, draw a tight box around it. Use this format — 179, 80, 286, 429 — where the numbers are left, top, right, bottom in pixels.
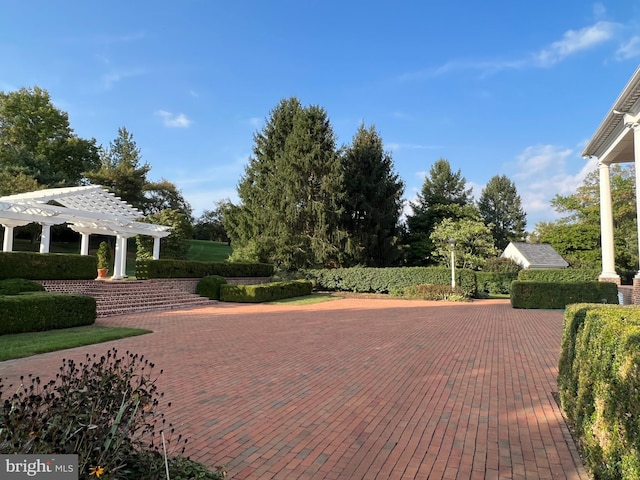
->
96, 241, 111, 279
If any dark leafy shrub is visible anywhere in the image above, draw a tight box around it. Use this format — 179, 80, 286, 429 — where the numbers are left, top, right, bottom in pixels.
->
136, 259, 273, 279
475, 272, 517, 297
397, 284, 470, 301
482, 257, 521, 273
0, 278, 46, 295
0, 348, 226, 480
517, 268, 599, 282
196, 275, 228, 300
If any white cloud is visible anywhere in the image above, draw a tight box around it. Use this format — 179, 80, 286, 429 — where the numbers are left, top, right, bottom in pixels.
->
387, 143, 442, 152
616, 36, 640, 60
511, 145, 598, 226
156, 110, 192, 128
102, 68, 145, 90
532, 21, 618, 67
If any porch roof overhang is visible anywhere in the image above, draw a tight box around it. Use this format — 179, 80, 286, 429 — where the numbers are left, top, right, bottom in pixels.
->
0, 185, 171, 238
582, 66, 640, 164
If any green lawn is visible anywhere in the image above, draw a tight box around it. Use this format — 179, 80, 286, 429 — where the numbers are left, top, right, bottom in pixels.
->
187, 239, 232, 262
0, 325, 152, 361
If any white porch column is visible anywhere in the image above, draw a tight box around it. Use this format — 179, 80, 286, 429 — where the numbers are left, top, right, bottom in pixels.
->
112, 234, 125, 280
119, 235, 129, 278
80, 233, 90, 256
2, 224, 15, 252
634, 123, 640, 278
152, 236, 161, 260
598, 161, 620, 282
39, 223, 53, 253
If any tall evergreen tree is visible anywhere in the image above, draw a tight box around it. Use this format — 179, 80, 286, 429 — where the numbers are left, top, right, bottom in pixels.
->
477, 174, 526, 251
85, 127, 151, 211
223, 97, 346, 270
341, 123, 404, 267
404, 158, 476, 265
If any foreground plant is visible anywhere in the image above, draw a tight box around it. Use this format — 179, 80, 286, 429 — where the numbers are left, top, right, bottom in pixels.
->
0, 348, 226, 480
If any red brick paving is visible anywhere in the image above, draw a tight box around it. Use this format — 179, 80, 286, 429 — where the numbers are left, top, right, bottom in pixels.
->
0, 298, 590, 479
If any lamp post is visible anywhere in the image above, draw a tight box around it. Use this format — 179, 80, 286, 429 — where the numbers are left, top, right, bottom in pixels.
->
448, 238, 456, 289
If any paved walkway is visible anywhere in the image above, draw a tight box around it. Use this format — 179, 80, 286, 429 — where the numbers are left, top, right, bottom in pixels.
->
0, 298, 590, 479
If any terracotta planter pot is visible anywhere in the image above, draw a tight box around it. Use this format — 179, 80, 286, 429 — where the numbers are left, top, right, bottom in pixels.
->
97, 268, 109, 279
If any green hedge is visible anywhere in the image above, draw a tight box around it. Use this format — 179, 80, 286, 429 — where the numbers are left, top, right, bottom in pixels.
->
558, 304, 640, 479
0, 252, 97, 280
399, 284, 469, 301
196, 275, 228, 300
304, 267, 477, 298
220, 280, 313, 303
0, 278, 46, 295
0, 293, 96, 335
510, 281, 618, 309
136, 259, 274, 279
476, 272, 517, 297
517, 268, 600, 282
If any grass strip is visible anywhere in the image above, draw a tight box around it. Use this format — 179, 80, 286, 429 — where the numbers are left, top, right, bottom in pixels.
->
0, 325, 151, 361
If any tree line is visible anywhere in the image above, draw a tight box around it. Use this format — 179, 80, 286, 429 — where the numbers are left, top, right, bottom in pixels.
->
3, 87, 630, 274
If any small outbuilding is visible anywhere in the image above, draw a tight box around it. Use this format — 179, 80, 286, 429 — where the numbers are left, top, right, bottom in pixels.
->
501, 242, 569, 270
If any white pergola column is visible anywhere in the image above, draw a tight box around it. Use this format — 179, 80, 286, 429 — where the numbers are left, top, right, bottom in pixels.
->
112, 234, 125, 280
152, 236, 161, 260
2, 224, 15, 252
80, 232, 90, 256
39, 223, 53, 253
598, 161, 620, 282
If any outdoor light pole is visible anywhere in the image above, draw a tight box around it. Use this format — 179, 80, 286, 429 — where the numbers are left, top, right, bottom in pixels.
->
448, 238, 456, 289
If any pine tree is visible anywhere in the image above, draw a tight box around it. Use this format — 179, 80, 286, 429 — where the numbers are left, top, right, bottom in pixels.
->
341, 123, 404, 266
477, 174, 526, 251
404, 158, 476, 265
223, 97, 346, 270
85, 127, 151, 211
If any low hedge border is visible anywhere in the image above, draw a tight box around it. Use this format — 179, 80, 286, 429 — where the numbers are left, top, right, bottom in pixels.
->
196, 275, 228, 300
220, 280, 313, 303
517, 268, 600, 282
558, 304, 640, 479
136, 259, 274, 279
0, 292, 96, 335
0, 252, 97, 280
510, 281, 618, 309
304, 267, 477, 298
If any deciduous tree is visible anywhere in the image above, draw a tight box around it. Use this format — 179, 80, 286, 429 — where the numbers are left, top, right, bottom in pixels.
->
430, 217, 497, 270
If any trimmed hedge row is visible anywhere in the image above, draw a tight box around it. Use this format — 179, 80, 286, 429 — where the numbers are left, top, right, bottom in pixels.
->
304, 267, 477, 298
558, 304, 640, 479
517, 268, 600, 282
510, 281, 618, 309
0, 293, 96, 335
0, 252, 97, 280
399, 284, 469, 301
0, 278, 46, 295
220, 280, 313, 303
136, 259, 274, 279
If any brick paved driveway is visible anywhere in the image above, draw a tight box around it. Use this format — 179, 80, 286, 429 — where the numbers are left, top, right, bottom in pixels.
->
0, 298, 589, 480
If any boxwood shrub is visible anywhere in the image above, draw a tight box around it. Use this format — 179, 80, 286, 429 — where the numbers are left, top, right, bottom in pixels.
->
304, 267, 477, 298
0, 292, 96, 335
220, 280, 313, 303
0, 252, 97, 280
196, 275, 228, 300
0, 278, 46, 295
558, 304, 640, 479
136, 259, 274, 279
510, 281, 618, 309
476, 272, 517, 297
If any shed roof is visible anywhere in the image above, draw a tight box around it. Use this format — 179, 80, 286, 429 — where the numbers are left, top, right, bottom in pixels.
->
502, 242, 569, 269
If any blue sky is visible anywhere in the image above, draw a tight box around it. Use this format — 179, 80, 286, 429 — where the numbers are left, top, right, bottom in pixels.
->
1, 1, 639, 229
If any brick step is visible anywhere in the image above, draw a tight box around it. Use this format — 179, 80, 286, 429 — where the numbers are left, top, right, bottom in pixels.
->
97, 300, 213, 317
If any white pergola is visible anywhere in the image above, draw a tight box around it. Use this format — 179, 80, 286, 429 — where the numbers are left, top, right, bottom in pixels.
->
0, 185, 171, 280
582, 65, 640, 290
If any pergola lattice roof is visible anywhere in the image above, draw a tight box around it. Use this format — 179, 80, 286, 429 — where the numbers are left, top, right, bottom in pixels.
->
0, 185, 170, 237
